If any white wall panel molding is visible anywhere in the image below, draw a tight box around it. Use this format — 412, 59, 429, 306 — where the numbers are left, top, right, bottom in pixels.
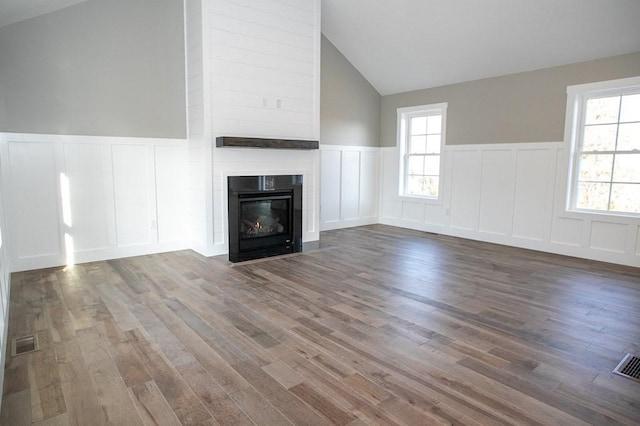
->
478, 149, 516, 236
320, 145, 379, 231
449, 149, 482, 231
550, 217, 583, 247
0, 132, 10, 404
380, 142, 640, 267
512, 148, 555, 242
589, 221, 628, 253
0, 133, 189, 272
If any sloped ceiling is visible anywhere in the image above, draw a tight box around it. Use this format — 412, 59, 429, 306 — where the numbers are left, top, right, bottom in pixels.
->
2, 0, 638, 96
322, 0, 640, 95
0, 0, 89, 28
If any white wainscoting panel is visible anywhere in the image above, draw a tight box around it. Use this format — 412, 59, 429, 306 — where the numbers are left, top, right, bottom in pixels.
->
478, 150, 515, 236
1, 133, 189, 272
449, 149, 482, 231
380, 148, 402, 220
380, 142, 640, 267
401, 201, 425, 224
550, 217, 584, 247
320, 149, 341, 225
320, 145, 379, 231
589, 221, 628, 253
112, 144, 156, 247
7, 141, 62, 259
63, 143, 111, 252
425, 204, 449, 227
155, 146, 189, 243
512, 149, 553, 241
360, 151, 379, 219
340, 150, 361, 221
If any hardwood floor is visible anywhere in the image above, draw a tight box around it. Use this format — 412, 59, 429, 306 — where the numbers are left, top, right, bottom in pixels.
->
2, 224, 640, 425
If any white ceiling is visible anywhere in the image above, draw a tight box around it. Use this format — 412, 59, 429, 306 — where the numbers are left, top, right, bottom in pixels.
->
2, 0, 638, 96
0, 0, 88, 28
322, 0, 640, 95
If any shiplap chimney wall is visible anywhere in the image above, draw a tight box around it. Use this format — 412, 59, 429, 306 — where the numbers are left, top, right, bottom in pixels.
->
186, 0, 321, 256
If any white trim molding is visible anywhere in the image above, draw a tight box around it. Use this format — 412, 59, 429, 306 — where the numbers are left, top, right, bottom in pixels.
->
380, 141, 640, 267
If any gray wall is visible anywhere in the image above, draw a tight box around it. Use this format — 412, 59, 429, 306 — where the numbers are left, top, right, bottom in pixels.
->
0, 0, 186, 138
321, 35, 381, 147
381, 52, 640, 146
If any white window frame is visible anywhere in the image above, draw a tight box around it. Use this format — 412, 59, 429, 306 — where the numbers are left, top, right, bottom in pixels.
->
565, 76, 640, 218
397, 103, 447, 201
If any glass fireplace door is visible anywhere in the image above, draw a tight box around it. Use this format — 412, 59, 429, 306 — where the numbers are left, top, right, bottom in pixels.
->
239, 195, 291, 240
227, 174, 302, 263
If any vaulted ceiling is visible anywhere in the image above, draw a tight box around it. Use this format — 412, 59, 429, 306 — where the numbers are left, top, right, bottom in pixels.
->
0, 0, 88, 28
322, 0, 640, 95
2, 0, 639, 96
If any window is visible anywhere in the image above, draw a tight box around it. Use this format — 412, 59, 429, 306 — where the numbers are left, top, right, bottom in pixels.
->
567, 77, 640, 216
398, 103, 447, 199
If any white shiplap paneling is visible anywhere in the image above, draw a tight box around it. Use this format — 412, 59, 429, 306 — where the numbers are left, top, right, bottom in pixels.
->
196, 0, 321, 256
185, 0, 212, 254
207, 0, 319, 141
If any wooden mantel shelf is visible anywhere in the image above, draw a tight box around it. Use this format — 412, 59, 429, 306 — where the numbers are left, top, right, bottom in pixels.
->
216, 136, 319, 150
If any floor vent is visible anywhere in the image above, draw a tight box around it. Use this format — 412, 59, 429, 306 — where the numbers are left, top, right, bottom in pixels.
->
11, 335, 39, 356
613, 353, 640, 383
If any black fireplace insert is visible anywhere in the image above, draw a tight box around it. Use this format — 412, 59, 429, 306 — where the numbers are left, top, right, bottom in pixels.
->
228, 175, 302, 262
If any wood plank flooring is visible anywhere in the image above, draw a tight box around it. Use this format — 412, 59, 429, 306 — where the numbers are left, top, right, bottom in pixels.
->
2, 224, 640, 425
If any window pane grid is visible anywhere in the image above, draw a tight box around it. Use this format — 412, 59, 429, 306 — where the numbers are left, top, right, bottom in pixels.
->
399, 105, 446, 199
574, 92, 640, 214
405, 154, 440, 177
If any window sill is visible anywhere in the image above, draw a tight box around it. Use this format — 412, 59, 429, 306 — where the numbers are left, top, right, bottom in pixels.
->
560, 208, 640, 223
398, 194, 443, 205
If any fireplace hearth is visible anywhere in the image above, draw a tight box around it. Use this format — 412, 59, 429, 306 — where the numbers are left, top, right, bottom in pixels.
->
227, 175, 302, 262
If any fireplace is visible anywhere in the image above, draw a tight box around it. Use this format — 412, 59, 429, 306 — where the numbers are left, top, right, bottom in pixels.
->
227, 175, 302, 262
